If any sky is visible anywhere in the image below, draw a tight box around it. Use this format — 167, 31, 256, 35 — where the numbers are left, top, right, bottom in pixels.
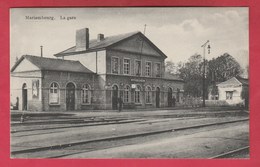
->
10, 7, 249, 69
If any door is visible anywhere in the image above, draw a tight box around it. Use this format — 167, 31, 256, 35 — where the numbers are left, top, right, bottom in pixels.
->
168, 87, 173, 107
22, 83, 27, 110
66, 83, 75, 111
156, 87, 160, 108
112, 85, 118, 110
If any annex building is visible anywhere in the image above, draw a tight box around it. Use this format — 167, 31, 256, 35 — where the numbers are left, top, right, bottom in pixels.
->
217, 76, 248, 106
11, 28, 184, 111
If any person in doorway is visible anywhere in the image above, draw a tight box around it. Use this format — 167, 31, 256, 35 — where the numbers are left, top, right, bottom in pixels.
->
172, 96, 176, 107
118, 96, 123, 112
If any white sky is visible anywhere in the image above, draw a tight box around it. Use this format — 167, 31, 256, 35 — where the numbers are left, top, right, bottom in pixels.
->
10, 7, 249, 69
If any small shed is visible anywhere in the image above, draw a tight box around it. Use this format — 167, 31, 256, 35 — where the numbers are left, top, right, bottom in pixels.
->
217, 76, 248, 106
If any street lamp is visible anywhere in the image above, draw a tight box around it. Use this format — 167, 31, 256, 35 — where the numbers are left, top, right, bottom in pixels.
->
201, 40, 211, 107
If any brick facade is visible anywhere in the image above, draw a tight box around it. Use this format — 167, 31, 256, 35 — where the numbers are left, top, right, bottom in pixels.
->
41, 71, 98, 111
11, 28, 184, 111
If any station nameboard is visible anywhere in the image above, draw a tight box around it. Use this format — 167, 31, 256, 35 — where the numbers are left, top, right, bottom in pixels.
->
130, 79, 146, 83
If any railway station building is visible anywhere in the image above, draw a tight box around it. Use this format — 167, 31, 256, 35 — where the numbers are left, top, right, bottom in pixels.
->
11, 28, 184, 111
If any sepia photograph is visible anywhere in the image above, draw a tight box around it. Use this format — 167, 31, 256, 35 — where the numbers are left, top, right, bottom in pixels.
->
10, 7, 249, 159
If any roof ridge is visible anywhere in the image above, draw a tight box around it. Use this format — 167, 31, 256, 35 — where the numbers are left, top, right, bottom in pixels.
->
217, 76, 248, 86
11, 54, 94, 73
24, 54, 80, 62
54, 31, 141, 56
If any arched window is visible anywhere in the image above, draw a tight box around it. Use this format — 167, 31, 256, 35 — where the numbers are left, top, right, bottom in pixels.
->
82, 84, 91, 104
49, 82, 59, 104
134, 85, 141, 104
124, 85, 131, 103
145, 86, 152, 104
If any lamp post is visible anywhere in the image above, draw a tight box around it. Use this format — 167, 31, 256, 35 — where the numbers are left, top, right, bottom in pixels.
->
201, 40, 211, 107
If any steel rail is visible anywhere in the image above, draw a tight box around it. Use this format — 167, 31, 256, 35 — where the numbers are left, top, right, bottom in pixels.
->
11, 119, 146, 133
208, 146, 249, 159
11, 118, 248, 156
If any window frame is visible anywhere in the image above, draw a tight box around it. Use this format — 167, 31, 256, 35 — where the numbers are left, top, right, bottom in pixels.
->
123, 58, 131, 75
154, 62, 161, 77
145, 61, 152, 77
123, 85, 131, 103
111, 56, 120, 74
226, 91, 233, 100
134, 59, 142, 76
134, 85, 142, 104
49, 82, 60, 105
145, 86, 152, 104
81, 84, 91, 105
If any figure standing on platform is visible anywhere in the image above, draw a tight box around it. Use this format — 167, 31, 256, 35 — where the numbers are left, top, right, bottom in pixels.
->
172, 96, 176, 107
118, 96, 123, 112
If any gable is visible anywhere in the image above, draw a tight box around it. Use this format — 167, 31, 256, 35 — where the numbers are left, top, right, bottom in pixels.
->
217, 77, 242, 87
12, 58, 40, 72
110, 34, 166, 58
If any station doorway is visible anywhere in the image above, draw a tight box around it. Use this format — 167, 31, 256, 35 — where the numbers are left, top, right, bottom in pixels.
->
66, 83, 75, 110
168, 87, 173, 107
22, 83, 27, 110
156, 87, 160, 108
112, 85, 118, 110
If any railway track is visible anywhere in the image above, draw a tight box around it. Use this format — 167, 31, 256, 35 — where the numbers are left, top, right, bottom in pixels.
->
209, 146, 249, 159
11, 118, 146, 133
11, 118, 248, 158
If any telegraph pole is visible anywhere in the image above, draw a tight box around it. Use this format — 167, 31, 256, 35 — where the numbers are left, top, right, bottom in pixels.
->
138, 24, 147, 76
201, 40, 210, 107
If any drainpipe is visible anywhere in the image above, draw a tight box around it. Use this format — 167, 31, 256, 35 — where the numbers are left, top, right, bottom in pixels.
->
96, 51, 98, 74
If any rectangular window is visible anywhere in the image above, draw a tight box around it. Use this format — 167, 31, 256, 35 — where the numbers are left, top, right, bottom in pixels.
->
82, 84, 91, 104
155, 63, 161, 77
123, 59, 130, 75
49, 93, 59, 104
135, 60, 141, 76
112, 57, 119, 74
226, 91, 233, 100
145, 62, 151, 76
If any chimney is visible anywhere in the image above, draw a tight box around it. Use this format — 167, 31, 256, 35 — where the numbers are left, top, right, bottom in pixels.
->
76, 28, 89, 51
97, 34, 105, 42
40, 46, 43, 57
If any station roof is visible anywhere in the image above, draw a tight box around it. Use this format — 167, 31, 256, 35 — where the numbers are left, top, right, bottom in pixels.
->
217, 76, 248, 87
54, 31, 167, 58
164, 72, 184, 82
11, 55, 94, 73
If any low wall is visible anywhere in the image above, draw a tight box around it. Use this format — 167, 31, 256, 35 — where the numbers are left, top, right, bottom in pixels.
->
205, 100, 245, 107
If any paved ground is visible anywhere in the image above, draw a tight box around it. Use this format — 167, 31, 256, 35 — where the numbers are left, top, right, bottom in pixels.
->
10, 107, 249, 158
64, 122, 248, 158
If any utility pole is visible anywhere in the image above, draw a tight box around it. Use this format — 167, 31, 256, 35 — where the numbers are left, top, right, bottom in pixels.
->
201, 40, 211, 107
138, 24, 147, 77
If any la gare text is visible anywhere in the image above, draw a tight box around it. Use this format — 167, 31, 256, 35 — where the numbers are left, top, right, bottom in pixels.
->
60, 16, 77, 21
